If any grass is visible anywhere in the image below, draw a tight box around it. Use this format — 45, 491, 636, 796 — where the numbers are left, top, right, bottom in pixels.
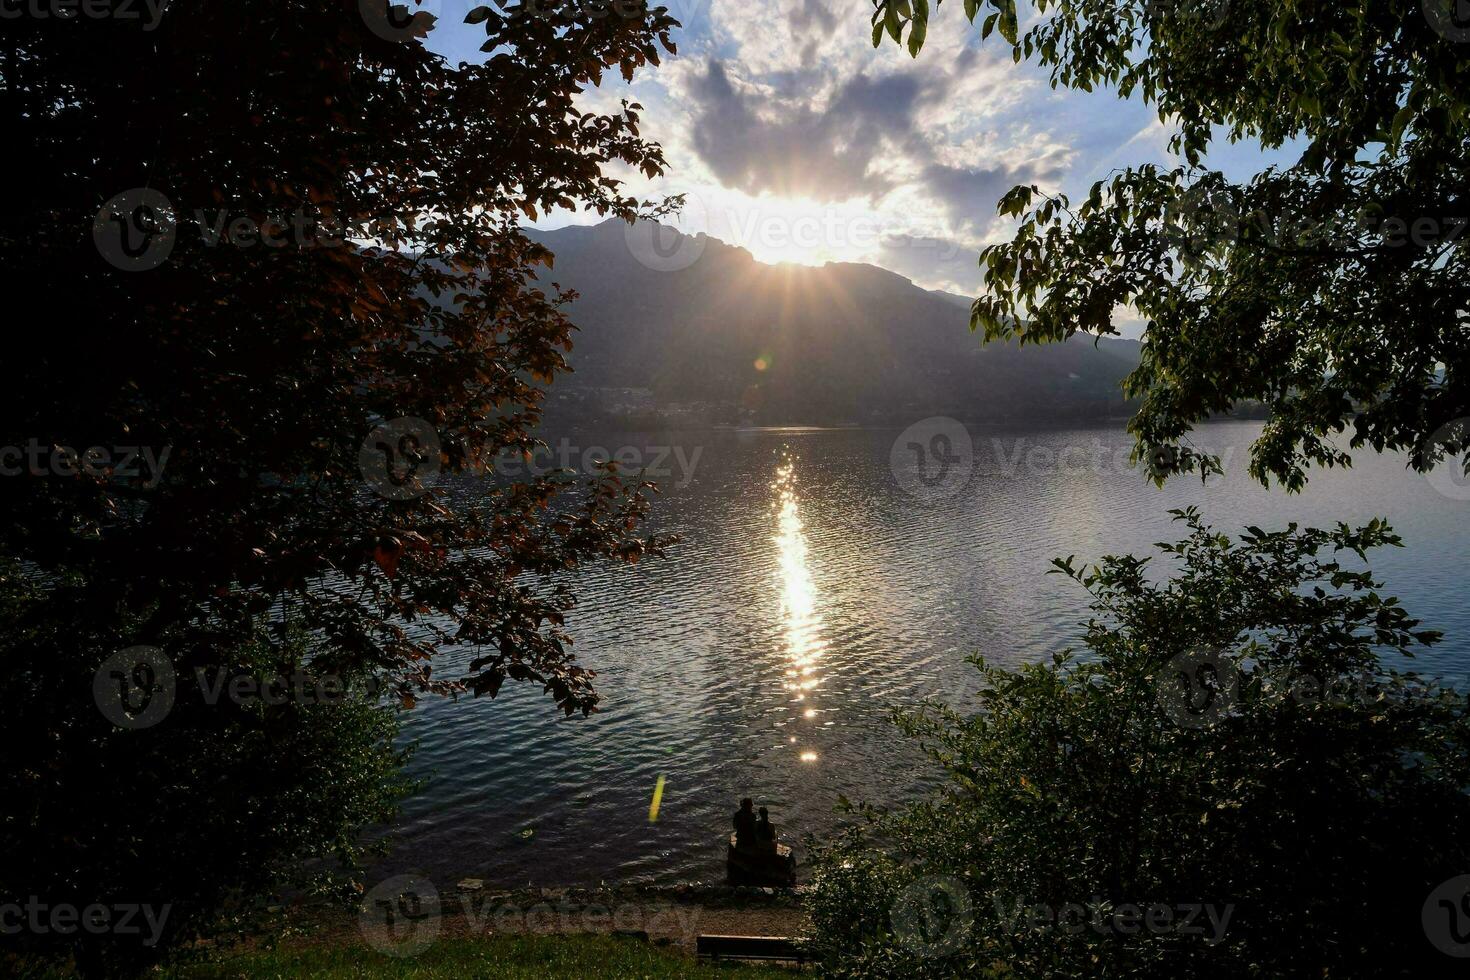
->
162, 933, 792, 979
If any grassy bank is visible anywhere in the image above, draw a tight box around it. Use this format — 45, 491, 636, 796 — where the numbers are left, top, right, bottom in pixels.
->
161, 933, 789, 979
4, 886, 809, 977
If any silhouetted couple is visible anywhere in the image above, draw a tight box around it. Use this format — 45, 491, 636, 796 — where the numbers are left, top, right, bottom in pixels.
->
733, 797, 778, 852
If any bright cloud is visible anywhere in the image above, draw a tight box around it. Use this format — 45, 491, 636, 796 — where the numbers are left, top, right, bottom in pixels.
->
427, 1, 1292, 311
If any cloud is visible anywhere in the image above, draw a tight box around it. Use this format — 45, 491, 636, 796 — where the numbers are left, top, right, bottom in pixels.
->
877, 232, 984, 295
429, 0, 1294, 297
682, 60, 928, 202
921, 161, 1062, 233
787, 0, 837, 36
671, 8, 1067, 244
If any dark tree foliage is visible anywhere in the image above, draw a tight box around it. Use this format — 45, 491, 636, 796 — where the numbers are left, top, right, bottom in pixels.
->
1, 0, 677, 971
874, 0, 1469, 490
1, 592, 414, 977
806, 510, 1470, 978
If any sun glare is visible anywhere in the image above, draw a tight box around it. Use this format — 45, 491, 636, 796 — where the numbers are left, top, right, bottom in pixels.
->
702, 193, 886, 269
773, 456, 829, 767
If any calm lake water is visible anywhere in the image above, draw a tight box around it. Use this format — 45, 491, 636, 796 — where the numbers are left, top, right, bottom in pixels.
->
374, 420, 1470, 887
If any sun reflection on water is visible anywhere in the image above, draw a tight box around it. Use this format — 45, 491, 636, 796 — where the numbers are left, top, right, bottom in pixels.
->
773, 455, 827, 764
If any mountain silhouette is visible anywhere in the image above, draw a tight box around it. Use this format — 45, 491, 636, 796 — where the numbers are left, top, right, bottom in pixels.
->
527, 218, 1141, 426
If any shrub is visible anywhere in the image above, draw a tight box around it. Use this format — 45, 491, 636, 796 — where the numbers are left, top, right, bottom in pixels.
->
806, 509, 1470, 978
0, 577, 414, 977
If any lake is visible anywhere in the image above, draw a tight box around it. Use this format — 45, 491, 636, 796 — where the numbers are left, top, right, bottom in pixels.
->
372, 419, 1470, 887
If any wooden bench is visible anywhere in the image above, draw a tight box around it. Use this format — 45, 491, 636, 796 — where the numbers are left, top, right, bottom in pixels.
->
696, 934, 806, 965
726, 832, 797, 887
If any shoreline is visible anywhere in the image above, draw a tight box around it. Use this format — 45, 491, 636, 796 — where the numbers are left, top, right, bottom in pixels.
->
283, 881, 811, 958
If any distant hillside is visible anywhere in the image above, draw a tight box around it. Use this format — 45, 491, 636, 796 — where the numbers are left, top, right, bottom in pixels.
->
525, 219, 1141, 426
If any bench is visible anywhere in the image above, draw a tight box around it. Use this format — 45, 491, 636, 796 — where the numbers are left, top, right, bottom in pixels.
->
726, 832, 797, 887
695, 934, 806, 965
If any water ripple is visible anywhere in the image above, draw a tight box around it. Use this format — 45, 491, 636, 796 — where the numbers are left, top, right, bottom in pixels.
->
372, 422, 1470, 886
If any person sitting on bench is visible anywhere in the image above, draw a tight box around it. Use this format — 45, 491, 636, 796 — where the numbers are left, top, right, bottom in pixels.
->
755, 806, 777, 852
733, 798, 757, 848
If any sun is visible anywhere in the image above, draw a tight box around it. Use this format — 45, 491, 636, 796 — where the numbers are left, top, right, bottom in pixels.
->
701, 192, 885, 268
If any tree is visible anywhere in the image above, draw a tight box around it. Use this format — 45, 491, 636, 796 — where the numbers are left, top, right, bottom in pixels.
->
1, 594, 413, 977
2, 0, 677, 969
806, 510, 1470, 978
873, 0, 1469, 489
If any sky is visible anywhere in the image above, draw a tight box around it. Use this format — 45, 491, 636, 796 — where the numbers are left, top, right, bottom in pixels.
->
419, 0, 1293, 309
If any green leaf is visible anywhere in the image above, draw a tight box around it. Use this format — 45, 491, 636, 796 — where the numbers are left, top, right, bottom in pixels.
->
908, 0, 928, 57
907, 19, 928, 55
999, 3, 1019, 44
1389, 104, 1414, 146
